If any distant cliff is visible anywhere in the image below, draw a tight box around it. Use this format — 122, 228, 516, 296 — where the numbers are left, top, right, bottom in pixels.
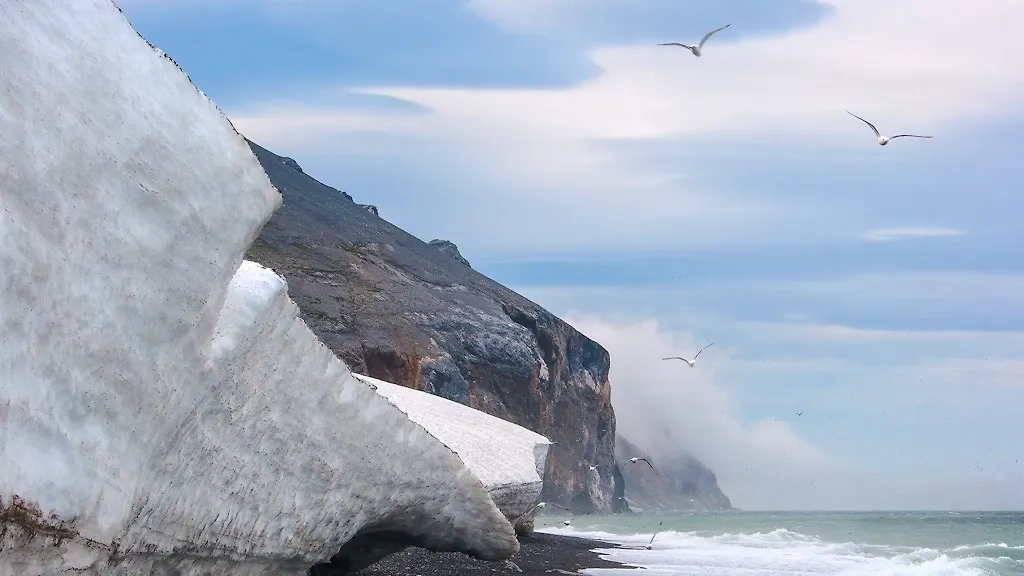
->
616, 435, 732, 512
245, 141, 623, 516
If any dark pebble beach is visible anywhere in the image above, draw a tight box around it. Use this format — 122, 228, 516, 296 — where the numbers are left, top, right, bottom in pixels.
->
354, 532, 633, 576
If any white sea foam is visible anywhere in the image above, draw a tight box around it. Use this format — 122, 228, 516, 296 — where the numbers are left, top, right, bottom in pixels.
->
543, 526, 1023, 576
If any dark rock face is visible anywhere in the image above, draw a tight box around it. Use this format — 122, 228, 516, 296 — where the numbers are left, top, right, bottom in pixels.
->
615, 435, 732, 512
429, 239, 471, 268
244, 140, 620, 513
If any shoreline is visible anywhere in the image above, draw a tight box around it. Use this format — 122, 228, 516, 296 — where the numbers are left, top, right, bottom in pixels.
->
353, 532, 633, 575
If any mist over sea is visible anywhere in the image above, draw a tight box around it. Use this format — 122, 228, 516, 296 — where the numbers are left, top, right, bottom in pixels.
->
538, 511, 1024, 575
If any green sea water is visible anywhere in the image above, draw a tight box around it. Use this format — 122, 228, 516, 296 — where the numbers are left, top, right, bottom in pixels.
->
536, 511, 1024, 575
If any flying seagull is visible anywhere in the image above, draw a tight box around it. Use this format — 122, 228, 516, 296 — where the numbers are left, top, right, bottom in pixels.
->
588, 464, 613, 471
658, 24, 731, 57
532, 501, 570, 514
563, 512, 592, 526
512, 500, 571, 525
845, 111, 932, 146
662, 342, 714, 367
629, 457, 655, 469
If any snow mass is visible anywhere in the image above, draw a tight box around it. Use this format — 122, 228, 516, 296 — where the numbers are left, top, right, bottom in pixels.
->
0, 1, 549, 574
357, 374, 552, 527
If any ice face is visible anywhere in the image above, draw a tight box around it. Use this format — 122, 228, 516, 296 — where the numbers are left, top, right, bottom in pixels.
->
0, 0, 280, 541
0, 1, 538, 574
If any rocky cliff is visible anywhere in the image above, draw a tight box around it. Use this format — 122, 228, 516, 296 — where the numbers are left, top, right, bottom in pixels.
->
244, 141, 623, 516
615, 435, 732, 512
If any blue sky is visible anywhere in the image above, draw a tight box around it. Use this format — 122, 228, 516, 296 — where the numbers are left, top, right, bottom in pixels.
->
119, 0, 1024, 510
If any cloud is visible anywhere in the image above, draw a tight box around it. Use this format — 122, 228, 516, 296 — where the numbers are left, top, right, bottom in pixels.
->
123, 0, 1024, 510
517, 274, 1024, 509
909, 358, 1024, 390
463, 0, 561, 34
565, 314, 862, 509
332, 0, 1024, 139
516, 269, 1024, 337
859, 227, 966, 242
562, 313, 1024, 509
230, 0, 1024, 256
462, 0, 833, 47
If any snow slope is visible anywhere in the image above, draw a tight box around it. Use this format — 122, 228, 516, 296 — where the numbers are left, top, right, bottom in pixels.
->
0, 1, 541, 574
356, 374, 552, 525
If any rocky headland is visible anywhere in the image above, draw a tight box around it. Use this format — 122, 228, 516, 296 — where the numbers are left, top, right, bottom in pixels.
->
244, 142, 732, 519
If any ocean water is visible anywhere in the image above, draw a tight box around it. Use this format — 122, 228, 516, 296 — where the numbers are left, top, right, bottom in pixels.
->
536, 511, 1024, 575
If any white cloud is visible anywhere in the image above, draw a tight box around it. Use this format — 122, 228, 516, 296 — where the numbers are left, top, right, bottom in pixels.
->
566, 314, 863, 509
462, 0, 564, 35
791, 271, 1022, 305
564, 313, 1024, 509
859, 227, 966, 242
127, 0, 1024, 509
910, 358, 1024, 390
517, 271, 1024, 348
738, 320, 1014, 345
231, 0, 1024, 255
360, 0, 1024, 139
458, 0, 1024, 136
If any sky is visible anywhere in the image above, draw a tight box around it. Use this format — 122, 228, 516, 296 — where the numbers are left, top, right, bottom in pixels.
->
118, 0, 1024, 510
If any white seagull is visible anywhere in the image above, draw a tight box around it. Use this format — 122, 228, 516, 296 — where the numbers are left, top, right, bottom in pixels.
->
658, 24, 731, 57
846, 111, 932, 146
532, 501, 570, 514
629, 457, 655, 469
563, 512, 592, 526
513, 500, 570, 524
662, 342, 713, 367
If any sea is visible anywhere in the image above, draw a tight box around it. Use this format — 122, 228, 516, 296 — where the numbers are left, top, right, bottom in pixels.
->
536, 511, 1024, 575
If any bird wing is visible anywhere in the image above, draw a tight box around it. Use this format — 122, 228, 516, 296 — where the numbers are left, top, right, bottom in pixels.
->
889, 134, 933, 139
658, 42, 692, 48
640, 458, 655, 468
648, 521, 664, 546
513, 501, 544, 522
662, 356, 691, 362
846, 110, 880, 138
693, 342, 714, 360
698, 23, 731, 49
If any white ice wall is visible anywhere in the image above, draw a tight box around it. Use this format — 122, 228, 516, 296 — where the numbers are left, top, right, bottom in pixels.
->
0, 1, 525, 574
356, 375, 553, 520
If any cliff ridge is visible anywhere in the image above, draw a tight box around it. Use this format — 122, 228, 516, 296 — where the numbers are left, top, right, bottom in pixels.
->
245, 141, 621, 515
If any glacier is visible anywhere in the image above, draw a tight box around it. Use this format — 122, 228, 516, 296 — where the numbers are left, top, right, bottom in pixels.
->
0, 0, 550, 574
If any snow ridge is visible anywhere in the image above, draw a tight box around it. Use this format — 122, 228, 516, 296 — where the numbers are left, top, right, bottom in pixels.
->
0, 1, 545, 574
358, 374, 553, 523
